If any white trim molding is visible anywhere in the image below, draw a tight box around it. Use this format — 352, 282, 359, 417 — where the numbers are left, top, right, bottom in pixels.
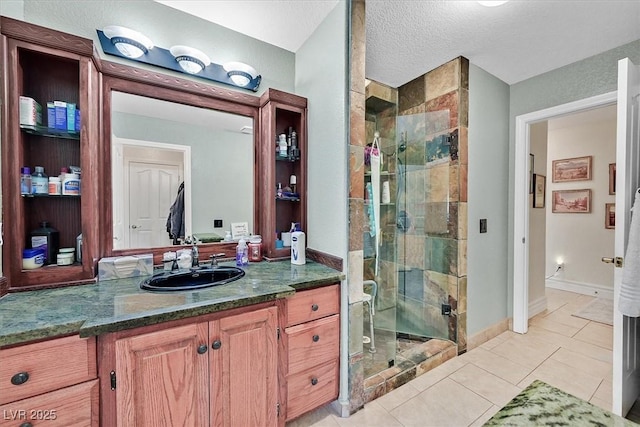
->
513, 91, 617, 334
546, 278, 614, 300
529, 295, 548, 319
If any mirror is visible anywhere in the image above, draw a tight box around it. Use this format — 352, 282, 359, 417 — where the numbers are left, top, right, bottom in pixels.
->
110, 91, 254, 250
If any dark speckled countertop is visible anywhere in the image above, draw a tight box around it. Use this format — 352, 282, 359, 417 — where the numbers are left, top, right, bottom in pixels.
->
0, 261, 344, 347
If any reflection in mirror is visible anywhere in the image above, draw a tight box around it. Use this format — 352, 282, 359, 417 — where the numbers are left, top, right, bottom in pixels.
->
111, 92, 254, 250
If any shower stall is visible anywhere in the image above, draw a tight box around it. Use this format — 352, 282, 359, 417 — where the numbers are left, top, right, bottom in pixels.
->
363, 78, 461, 380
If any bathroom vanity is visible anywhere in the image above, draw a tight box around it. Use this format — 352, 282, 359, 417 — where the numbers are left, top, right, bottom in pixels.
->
0, 16, 343, 426
0, 261, 343, 426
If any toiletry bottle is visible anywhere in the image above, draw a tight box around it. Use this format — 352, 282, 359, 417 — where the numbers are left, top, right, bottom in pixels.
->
278, 134, 288, 157
236, 238, 248, 266
31, 166, 48, 195
291, 229, 306, 265
277, 182, 283, 198
30, 221, 59, 265
20, 167, 32, 195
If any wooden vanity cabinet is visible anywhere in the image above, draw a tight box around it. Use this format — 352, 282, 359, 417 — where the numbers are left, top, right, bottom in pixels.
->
279, 284, 340, 421
0, 335, 99, 426
99, 304, 278, 427
0, 17, 100, 291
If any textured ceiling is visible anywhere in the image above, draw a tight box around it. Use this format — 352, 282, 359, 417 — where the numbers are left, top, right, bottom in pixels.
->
366, 0, 640, 87
153, 1, 639, 87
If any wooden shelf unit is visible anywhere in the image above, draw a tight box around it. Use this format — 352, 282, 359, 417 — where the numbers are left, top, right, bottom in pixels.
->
1, 17, 100, 290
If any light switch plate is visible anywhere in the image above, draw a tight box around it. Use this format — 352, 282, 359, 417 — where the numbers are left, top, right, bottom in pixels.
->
480, 219, 487, 233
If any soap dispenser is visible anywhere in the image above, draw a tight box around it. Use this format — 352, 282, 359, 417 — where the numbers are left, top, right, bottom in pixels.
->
236, 238, 248, 266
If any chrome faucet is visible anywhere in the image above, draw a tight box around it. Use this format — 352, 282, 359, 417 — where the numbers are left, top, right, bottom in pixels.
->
209, 253, 225, 267
191, 245, 199, 267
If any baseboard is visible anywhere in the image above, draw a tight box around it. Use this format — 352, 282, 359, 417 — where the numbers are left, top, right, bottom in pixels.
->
529, 295, 548, 319
467, 318, 510, 350
546, 278, 614, 300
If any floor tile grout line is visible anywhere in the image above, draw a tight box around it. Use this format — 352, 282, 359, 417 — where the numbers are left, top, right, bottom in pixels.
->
447, 375, 503, 412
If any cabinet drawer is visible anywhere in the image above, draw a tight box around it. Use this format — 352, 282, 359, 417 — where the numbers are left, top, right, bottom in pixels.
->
0, 335, 96, 405
0, 379, 99, 427
287, 314, 339, 375
286, 360, 339, 421
285, 284, 339, 326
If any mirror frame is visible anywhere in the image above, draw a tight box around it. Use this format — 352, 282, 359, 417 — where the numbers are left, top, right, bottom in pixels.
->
100, 61, 261, 263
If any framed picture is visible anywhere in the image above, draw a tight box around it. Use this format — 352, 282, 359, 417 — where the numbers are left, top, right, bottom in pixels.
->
605, 203, 615, 229
533, 174, 545, 208
529, 154, 535, 194
552, 155, 592, 182
552, 189, 591, 213
609, 163, 616, 195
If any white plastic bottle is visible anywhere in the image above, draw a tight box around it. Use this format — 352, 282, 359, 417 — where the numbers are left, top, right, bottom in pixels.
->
291, 231, 306, 265
31, 166, 48, 195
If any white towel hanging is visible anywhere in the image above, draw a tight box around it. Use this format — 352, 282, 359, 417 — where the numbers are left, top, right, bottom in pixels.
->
619, 188, 640, 317
370, 132, 382, 276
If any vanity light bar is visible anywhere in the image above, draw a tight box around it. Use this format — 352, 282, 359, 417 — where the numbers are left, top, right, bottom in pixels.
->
97, 27, 261, 92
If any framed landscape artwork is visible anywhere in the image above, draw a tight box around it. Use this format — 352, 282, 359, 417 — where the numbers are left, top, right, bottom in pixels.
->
552, 156, 592, 183
605, 203, 615, 229
552, 189, 591, 213
533, 174, 545, 208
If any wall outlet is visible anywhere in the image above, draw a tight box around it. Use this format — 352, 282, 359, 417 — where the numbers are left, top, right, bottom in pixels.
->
214, 219, 223, 228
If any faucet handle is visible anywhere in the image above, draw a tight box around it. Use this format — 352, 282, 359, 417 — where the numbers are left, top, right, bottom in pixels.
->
209, 253, 226, 267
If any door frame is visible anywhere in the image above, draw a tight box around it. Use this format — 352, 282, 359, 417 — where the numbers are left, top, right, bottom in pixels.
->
112, 136, 192, 249
512, 91, 617, 334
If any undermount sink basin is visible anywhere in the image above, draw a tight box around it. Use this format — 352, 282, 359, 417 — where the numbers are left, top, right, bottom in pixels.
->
140, 267, 245, 291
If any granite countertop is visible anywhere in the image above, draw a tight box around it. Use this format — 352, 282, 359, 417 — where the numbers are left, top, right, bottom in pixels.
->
0, 260, 344, 347
485, 380, 637, 426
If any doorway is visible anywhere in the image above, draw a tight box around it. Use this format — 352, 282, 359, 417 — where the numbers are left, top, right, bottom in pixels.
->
513, 91, 617, 333
112, 137, 192, 249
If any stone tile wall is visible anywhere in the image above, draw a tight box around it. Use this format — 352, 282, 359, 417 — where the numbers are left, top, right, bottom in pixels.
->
347, 0, 469, 413
396, 57, 469, 352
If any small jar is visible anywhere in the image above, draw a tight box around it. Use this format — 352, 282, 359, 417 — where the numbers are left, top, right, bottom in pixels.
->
62, 173, 80, 196
22, 248, 44, 270
57, 248, 75, 266
48, 176, 61, 195
248, 235, 262, 262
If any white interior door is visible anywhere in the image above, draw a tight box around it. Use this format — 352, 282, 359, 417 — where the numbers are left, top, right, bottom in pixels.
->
612, 57, 640, 416
127, 161, 180, 248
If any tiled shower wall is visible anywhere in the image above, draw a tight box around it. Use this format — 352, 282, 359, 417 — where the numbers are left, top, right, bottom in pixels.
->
347, 0, 468, 413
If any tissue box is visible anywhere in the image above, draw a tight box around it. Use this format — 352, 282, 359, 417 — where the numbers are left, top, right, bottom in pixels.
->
98, 254, 153, 281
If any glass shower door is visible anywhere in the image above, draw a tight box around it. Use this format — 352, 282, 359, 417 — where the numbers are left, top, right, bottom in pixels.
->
395, 111, 454, 342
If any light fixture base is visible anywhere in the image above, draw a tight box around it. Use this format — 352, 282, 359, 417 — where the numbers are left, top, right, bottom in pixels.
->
97, 30, 261, 92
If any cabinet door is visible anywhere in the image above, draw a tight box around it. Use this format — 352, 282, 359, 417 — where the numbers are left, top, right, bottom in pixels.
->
210, 307, 278, 427
115, 322, 209, 427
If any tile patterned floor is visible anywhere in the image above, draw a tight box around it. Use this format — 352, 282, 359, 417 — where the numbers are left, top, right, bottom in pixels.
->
286, 288, 615, 427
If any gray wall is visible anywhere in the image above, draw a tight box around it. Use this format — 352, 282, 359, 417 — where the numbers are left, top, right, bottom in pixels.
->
507, 39, 640, 316
0, 0, 23, 19
295, 1, 349, 263
21, 0, 295, 94
467, 64, 510, 336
